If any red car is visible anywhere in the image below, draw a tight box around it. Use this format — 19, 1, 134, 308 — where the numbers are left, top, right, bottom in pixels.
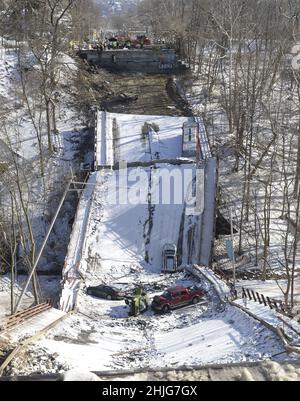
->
151, 285, 205, 313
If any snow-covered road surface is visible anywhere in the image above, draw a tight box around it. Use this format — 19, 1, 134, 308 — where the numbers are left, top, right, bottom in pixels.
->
78, 165, 207, 277
95, 112, 193, 167
23, 301, 286, 373
154, 305, 285, 367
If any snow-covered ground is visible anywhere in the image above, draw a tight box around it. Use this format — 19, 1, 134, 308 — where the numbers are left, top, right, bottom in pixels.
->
181, 55, 300, 315
0, 276, 33, 318
9, 271, 290, 374
0, 275, 61, 320
233, 298, 300, 343
0, 51, 17, 100
236, 280, 300, 306
3, 263, 299, 375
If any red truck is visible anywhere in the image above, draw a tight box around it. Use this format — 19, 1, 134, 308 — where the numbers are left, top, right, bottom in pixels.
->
151, 285, 205, 313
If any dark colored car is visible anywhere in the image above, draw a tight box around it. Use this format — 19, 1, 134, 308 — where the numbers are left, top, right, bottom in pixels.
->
86, 285, 126, 300
151, 285, 205, 313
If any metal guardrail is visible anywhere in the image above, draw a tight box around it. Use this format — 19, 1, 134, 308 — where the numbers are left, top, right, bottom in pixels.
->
213, 269, 296, 318
0, 300, 53, 334
240, 287, 293, 317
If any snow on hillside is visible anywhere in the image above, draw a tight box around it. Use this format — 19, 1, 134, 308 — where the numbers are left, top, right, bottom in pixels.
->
0, 52, 17, 100
96, 0, 141, 16
0, 47, 90, 277
236, 280, 300, 306
181, 55, 300, 314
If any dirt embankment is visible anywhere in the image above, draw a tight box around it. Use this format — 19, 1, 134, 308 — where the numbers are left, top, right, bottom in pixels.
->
76, 59, 192, 117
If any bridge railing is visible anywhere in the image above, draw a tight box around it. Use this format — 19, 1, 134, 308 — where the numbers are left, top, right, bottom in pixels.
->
240, 287, 294, 318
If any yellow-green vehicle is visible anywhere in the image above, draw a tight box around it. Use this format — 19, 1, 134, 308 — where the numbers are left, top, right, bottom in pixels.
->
125, 287, 149, 317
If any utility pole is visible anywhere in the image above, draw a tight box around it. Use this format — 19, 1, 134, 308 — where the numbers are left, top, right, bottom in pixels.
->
14, 180, 72, 314
230, 207, 236, 287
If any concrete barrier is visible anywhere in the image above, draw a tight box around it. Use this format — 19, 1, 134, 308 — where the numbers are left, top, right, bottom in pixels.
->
79, 49, 187, 74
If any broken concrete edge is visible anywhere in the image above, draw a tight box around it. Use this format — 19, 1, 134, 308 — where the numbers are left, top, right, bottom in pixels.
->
96, 158, 196, 170
0, 373, 63, 381
90, 358, 300, 379
229, 301, 300, 356
1, 359, 300, 381
59, 174, 98, 312
185, 265, 230, 303
78, 49, 185, 75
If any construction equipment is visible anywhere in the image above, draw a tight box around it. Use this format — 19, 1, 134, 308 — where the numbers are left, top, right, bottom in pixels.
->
125, 287, 149, 317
